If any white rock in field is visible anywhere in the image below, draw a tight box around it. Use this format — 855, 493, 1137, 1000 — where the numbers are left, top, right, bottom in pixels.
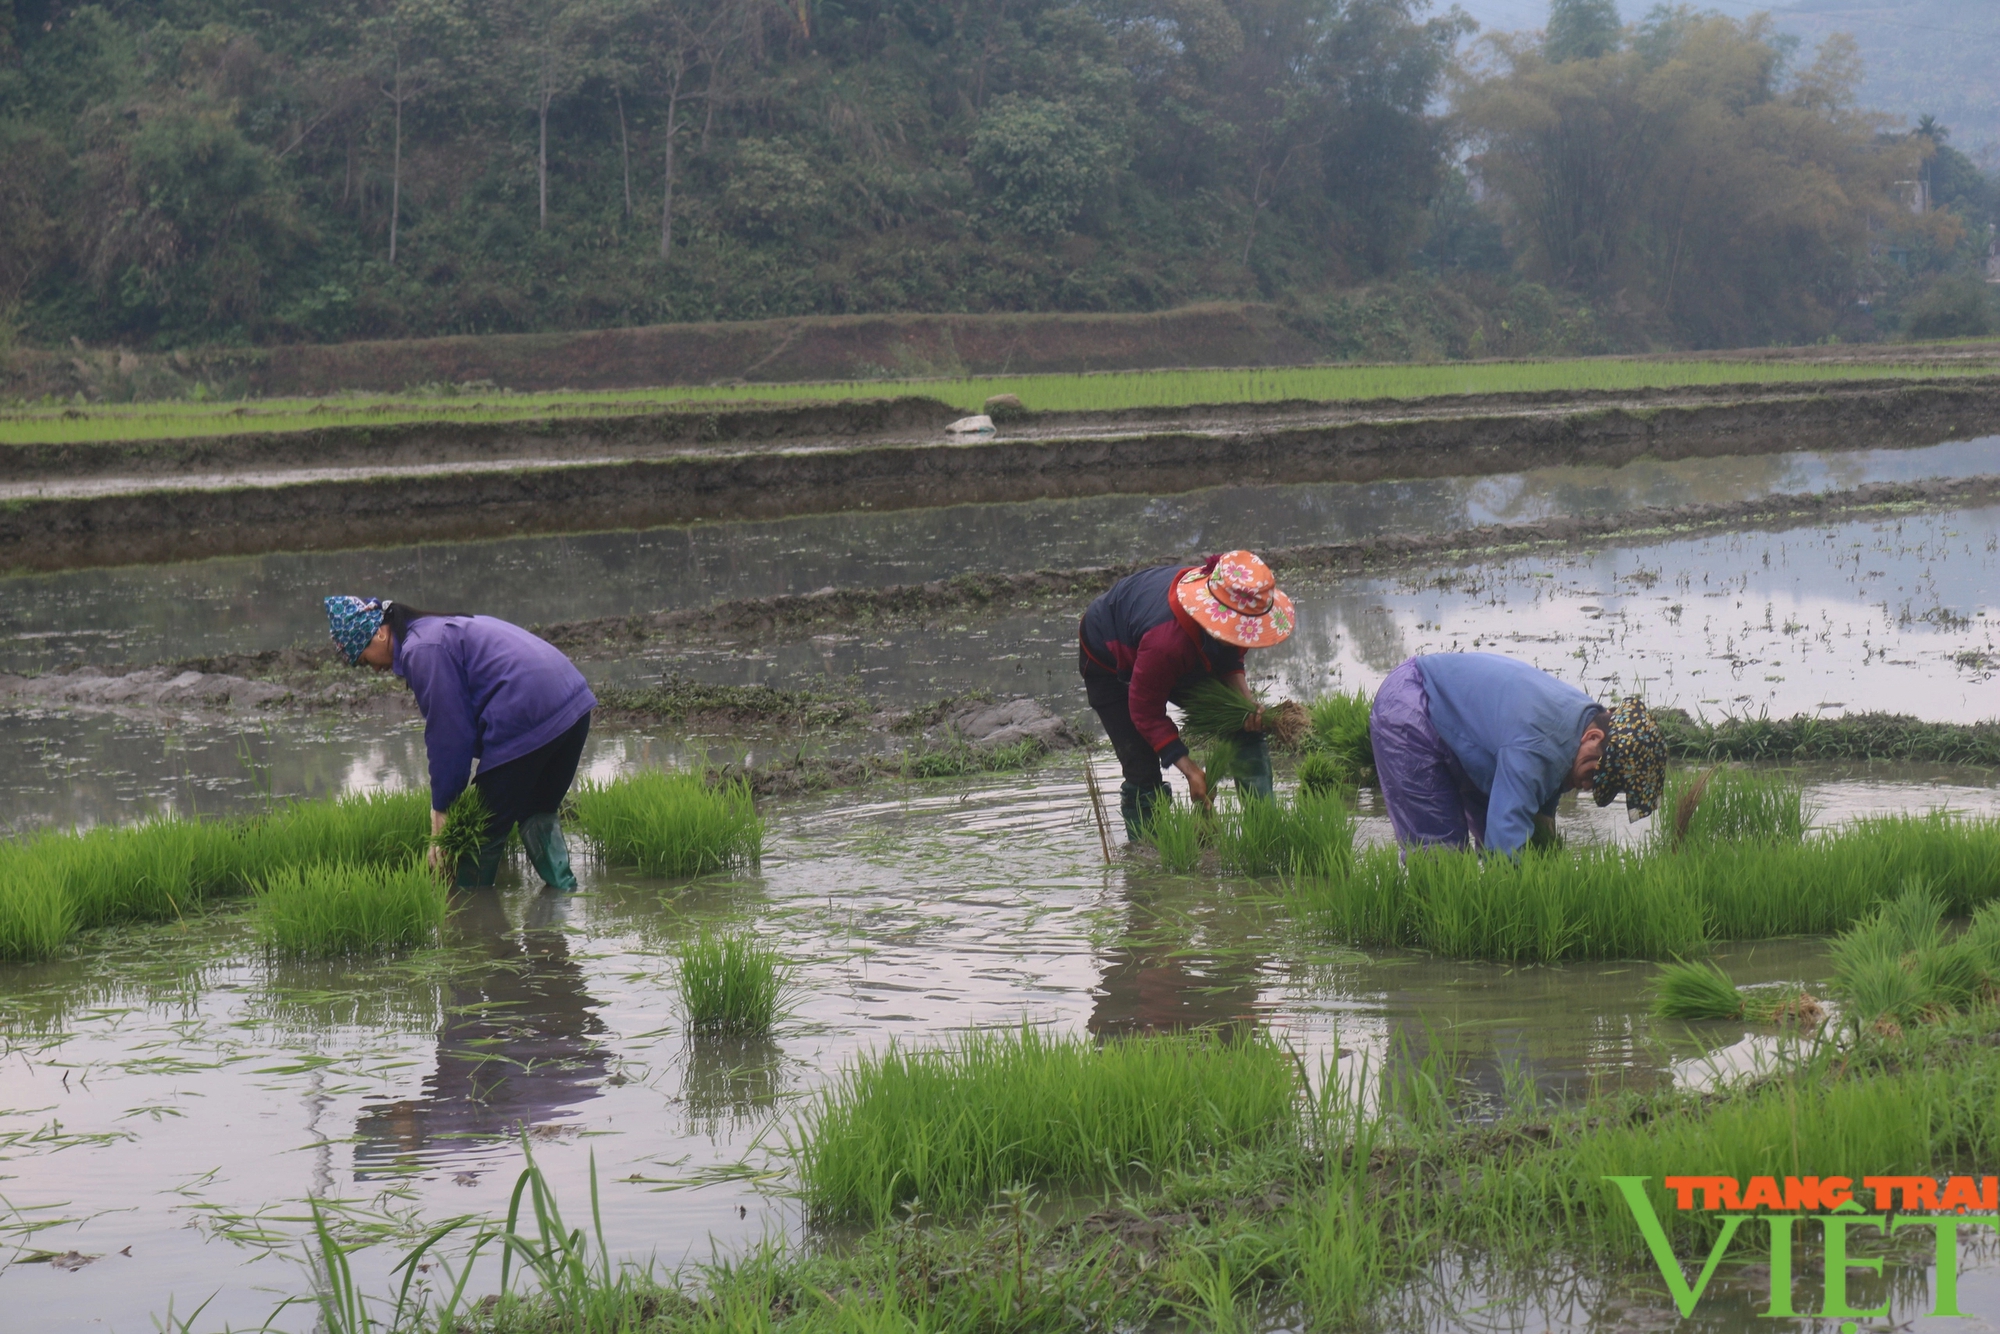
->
945, 414, 995, 435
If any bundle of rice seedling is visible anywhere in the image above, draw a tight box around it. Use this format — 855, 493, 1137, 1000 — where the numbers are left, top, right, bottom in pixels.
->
675, 931, 794, 1036
1649, 960, 1745, 1020
1178, 678, 1309, 748
430, 784, 494, 874
1305, 690, 1375, 782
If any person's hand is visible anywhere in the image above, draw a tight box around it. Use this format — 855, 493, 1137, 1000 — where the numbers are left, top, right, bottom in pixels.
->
1175, 756, 1210, 806
1242, 705, 1265, 733
429, 808, 450, 877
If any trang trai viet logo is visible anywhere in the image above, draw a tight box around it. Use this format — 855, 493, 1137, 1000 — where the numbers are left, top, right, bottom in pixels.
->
1608, 1174, 2000, 1323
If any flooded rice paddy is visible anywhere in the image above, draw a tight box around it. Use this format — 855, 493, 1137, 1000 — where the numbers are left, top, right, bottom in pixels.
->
1, 435, 1993, 674
4, 763, 1977, 1333
3, 432, 1999, 1330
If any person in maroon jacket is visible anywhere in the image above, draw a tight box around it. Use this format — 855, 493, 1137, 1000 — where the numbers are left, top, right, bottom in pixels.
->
1079, 551, 1296, 837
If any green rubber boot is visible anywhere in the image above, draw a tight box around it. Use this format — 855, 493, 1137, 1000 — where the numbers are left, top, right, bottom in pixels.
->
1233, 731, 1275, 801
454, 827, 508, 889
521, 812, 579, 892
1119, 780, 1169, 841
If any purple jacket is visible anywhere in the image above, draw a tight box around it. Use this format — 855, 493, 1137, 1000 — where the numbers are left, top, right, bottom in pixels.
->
393, 616, 596, 812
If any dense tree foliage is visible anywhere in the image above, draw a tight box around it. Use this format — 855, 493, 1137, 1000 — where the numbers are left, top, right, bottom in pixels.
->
0, 0, 1471, 346
2, 0, 1990, 353
1453, 6, 1994, 349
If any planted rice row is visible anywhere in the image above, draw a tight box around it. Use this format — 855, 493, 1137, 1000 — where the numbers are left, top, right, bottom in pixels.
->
0, 772, 763, 962
1292, 812, 2000, 962
5, 358, 1968, 445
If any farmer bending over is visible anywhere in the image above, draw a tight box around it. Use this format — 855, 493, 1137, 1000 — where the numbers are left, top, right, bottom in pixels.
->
1079, 551, 1295, 838
325, 596, 596, 890
1369, 652, 1665, 856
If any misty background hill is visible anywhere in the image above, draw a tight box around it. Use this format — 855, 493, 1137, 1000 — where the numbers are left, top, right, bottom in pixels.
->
1454, 0, 1999, 159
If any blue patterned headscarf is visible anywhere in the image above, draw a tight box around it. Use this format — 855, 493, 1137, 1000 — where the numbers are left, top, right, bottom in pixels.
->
324, 596, 386, 664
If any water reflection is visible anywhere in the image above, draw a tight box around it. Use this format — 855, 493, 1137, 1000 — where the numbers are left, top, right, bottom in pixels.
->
353, 890, 608, 1174
1087, 881, 1268, 1038
3, 437, 1992, 672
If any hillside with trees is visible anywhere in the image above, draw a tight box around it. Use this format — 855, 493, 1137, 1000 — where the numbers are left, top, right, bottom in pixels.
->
0, 0, 1991, 355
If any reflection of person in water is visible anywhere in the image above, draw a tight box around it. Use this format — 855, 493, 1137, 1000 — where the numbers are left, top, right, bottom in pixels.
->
1088, 889, 1266, 1038
355, 890, 608, 1173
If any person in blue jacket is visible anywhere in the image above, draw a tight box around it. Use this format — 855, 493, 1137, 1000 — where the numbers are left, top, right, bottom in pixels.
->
1369, 652, 1666, 857
325, 596, 596, 890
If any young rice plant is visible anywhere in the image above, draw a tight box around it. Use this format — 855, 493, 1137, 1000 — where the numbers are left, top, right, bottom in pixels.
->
569, 772, 762, 877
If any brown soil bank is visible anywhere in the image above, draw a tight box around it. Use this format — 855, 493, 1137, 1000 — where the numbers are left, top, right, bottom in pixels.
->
1, 303, 1325, 401
0, 375, 1963, 484
11, 304, 1997, 403
5, 378, 1999, 573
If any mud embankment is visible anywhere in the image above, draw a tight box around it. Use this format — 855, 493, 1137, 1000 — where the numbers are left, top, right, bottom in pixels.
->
0, 303, 1326, 402
0, 397, 961, 482
5, 378, 2000, 573
1, 374, 1970, 485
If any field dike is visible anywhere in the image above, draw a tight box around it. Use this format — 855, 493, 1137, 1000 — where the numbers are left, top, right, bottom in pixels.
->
5, 377, 1999, 571
0, 302, 1330, 401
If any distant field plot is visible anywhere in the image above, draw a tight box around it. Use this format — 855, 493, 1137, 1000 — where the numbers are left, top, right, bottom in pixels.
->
0, 358, 1979, 446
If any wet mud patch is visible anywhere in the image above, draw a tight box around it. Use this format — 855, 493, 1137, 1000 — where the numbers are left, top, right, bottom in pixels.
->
534, 475, 2000, 655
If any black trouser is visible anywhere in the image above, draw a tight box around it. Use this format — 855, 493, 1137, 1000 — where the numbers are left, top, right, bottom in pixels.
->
1082, 649, 1182, 790
461, 712, 591, 887
476, 712, 592, 827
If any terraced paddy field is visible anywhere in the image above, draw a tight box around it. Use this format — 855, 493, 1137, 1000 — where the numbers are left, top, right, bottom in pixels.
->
5, 358, 1987, 446
3, 392, 2000, 1331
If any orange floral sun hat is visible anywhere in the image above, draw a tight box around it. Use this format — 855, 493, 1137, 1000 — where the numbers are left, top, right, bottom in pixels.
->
1175, 551, 1295, 648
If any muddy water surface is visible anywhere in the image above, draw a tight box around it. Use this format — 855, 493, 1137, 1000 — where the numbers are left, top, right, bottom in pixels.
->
4, 752, 1998, 1332
601, 500, 2000, 725
4, 435, 2000, 1331
1, 436, 1993, 673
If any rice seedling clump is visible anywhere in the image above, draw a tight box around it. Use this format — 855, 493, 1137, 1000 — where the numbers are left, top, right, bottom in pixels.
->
1302, 690, 1375, 783
675, 931, 792, 1036
1294, 813, 2000, 962
1177, 678, 1309, 749
569, 772, 762, 877
1664, 766, 1812, 847
796, 1026, 1300, 1223
255, 860, 448, 958
0, 791, 433, 961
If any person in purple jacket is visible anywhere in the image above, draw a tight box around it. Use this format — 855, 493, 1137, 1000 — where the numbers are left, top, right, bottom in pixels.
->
325, 596, 597, 890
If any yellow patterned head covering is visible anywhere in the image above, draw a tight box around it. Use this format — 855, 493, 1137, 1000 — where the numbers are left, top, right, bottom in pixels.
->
1591, 699, 1666, 821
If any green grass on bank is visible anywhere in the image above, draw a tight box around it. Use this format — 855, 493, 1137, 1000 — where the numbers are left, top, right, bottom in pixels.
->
2, 357, 1976, 445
